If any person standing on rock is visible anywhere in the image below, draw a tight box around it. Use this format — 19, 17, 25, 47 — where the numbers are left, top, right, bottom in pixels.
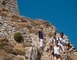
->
57, 32, 66, 52
58, 32, 66, 45
38, 28, 44, 50
49, 32, 57, 46
49, 32, 57, 60
53, 40, 64, 60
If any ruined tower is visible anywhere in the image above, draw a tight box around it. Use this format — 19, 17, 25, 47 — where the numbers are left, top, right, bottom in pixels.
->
0, 0, 19, 15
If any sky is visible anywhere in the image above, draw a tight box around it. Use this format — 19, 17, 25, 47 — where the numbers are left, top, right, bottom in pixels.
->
18, 0, 77, 49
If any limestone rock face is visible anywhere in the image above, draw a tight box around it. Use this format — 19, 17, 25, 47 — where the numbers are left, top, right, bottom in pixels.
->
0, 5, 77, 60
0, 38, 40, 60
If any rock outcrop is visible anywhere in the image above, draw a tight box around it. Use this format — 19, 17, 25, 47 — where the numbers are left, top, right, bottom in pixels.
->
0, 4, 77, 60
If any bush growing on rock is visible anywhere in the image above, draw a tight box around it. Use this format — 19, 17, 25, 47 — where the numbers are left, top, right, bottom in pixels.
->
14, 32, 24, 43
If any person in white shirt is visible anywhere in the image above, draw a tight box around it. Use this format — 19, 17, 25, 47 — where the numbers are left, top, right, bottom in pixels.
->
58, 32, 66, 45
53, 40, 64, 60
57, 32, 66, 52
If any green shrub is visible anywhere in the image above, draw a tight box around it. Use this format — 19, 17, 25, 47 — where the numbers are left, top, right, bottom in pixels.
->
14, 32, 24, 43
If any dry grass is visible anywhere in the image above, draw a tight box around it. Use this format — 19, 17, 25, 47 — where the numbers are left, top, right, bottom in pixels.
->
0, 50, 13, 60
0, 8, 9, 16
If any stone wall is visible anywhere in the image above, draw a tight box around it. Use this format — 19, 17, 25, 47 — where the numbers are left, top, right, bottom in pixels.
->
0, 0, 19, 15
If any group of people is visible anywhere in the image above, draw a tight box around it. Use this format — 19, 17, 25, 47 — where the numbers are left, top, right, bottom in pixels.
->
38, 28, 67, 60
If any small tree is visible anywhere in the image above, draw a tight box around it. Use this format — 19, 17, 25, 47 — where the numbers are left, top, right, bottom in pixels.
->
14, 32, 24, 43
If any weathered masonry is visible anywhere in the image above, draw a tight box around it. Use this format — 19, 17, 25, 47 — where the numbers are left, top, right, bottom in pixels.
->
0, 0, 19, 15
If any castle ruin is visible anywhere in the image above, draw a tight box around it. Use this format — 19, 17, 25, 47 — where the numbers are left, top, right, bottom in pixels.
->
0, 0, 19, 15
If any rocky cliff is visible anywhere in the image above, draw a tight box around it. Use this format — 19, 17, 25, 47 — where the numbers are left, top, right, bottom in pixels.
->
0, 8, 77, 60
